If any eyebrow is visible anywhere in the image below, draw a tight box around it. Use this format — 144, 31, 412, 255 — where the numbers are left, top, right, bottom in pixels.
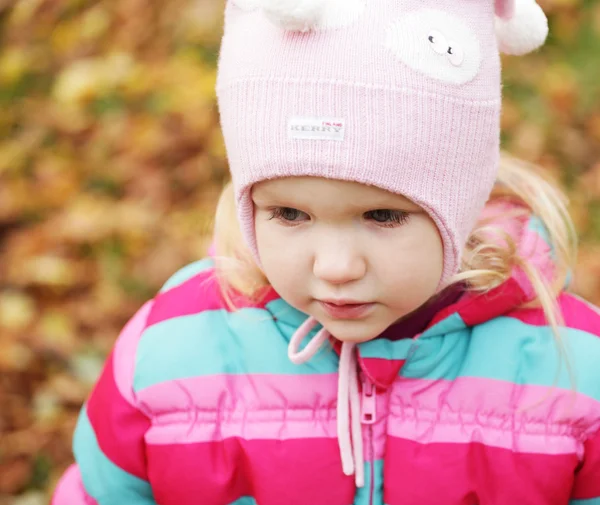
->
252, 190, 421, 212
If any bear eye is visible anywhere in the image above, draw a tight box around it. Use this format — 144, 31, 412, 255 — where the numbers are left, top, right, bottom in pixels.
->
447, 41, 464, 66
427, 30, 448, 55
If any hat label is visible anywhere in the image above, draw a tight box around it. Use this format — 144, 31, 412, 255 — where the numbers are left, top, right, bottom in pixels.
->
288, 117, 346, 141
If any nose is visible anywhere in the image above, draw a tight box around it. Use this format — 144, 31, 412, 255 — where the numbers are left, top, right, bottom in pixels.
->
313, 239, 366, 285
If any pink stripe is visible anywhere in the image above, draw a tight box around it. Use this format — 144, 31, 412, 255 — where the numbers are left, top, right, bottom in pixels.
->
137, 373, 338, 414
141, 374, 338, 444
88, 352, 151, 480
384, 437, 576, 505
51, 465, 98, 505
389, 376, 600, 456
147, 438, 354, 505
512, 224, 556, 299
139, 373, 389, 461
388, 416, 578, 455
138, 373, 600, 456
146, 411, 338, 445
113, 300, 153, 407
146, 268, 279, 326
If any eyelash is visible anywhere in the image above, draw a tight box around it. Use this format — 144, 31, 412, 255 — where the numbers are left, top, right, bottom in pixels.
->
364, 209, 410, 228
268, 208, 411, 228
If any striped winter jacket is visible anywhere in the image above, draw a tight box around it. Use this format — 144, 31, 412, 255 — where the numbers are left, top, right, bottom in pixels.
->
53, 214, 600, 505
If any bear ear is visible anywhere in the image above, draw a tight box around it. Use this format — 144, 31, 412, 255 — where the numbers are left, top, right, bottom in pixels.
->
494, 0, 515, 20
260, 0, 326, 32
494, 0, 549, 55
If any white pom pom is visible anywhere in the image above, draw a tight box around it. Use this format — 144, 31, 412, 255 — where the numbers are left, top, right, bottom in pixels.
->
232, 0, 260, 12
495, 0, 549, 55
259, 0, 326, 32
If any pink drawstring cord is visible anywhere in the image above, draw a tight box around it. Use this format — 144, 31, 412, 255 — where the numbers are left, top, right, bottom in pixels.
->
288, 316, 365, 488
287, 316, 330, 364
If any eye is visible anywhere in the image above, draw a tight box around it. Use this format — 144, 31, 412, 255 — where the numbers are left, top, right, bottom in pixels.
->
446, 41, 464, 66
427, 30, 448, 55
269, 207, 309, 224
364, 209, 410, 228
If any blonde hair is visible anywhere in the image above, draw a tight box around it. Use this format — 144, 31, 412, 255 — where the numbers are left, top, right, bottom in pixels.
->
213, 153, 578, 343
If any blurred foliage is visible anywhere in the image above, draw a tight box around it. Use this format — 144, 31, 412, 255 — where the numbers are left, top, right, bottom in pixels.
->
0, 0, 599, 503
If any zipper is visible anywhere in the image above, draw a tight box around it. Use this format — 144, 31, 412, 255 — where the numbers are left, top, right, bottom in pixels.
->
361, 375, 376, 505
361, 375, 376, 425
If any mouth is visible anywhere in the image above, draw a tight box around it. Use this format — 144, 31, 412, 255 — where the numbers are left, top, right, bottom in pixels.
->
318, 299, 376, 320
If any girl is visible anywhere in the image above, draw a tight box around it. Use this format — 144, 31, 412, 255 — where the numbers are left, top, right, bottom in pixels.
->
53, 0, 600, 504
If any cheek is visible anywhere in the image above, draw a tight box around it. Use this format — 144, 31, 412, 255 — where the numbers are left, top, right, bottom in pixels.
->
254, 219, 307, 292
377, 221, 443, 298
412, 226, 444, 286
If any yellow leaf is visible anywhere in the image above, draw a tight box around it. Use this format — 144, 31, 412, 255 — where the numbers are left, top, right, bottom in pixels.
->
8, 0, 44, 25
52, 53, 134, 104
0, 49, 31, 84
80, 6, 111, 41
0, 292, 36, 331
22, 255, 78, 288
53, 59, 106, 104
38, 311, 77, 355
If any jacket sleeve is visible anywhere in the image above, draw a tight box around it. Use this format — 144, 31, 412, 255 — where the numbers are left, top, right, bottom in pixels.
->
52, 301, 156, 505
570, 428, 600, 504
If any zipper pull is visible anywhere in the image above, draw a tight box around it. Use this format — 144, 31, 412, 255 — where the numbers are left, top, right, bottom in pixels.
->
361, 376, 377, 425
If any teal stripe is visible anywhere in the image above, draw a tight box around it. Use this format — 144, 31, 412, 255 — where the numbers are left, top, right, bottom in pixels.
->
266, 298, 311, 328
159, 258, 214, 293
135, 309, 339, 391
359, 339, 414, 361
354, 460, 384, 505
403, 316, 600, 401
74, 407, 155, 505
229, 498, 257, 505
571, 499, 600, 505
420, 312, 466, 338
528, 215, 552, 250
527, 215, 573, 288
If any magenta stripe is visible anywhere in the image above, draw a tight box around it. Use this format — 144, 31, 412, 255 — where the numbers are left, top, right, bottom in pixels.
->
573, 429, 600, 499
51, 464, 98, 505
87, 352, 151, 480
509, 293, 600, 337
147, 438, 354, 505
384, 437, 576, 505
455, 277, 526, 327
113, 301, 153, 407
146, 268, 279, 327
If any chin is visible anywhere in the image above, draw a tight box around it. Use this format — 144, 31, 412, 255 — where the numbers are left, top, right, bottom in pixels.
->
320, 320, 385, 344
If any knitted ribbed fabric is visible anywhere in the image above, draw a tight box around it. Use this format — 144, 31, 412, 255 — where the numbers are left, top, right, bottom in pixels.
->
216, 0, 547, 282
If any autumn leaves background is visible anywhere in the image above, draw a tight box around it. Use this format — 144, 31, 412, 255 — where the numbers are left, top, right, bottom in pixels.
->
0, 1, 599, 503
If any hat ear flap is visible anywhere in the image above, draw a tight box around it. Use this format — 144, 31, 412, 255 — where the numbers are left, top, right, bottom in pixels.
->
494, 0, 549, 55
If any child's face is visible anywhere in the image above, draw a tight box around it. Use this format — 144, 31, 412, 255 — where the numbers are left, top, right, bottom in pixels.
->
252, 177, 444, 343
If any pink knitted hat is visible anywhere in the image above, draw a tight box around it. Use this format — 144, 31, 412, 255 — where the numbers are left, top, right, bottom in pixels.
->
216, 0, 549, 282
